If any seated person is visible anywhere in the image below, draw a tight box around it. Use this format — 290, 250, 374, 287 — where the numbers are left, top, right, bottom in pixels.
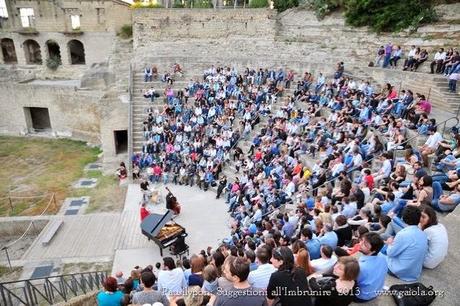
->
435, 183, 460, 212
311, 245, 338, 274
355, 233, 387, 302
419, 206, 448, 269
166, 191, 181, 215
385, 206, 428, 282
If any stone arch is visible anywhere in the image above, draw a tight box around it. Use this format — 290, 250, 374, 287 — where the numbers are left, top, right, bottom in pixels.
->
1, 38, 18, 64
23, 39, 42, 64
45, 40, 61, 64
68, 39, 85, 65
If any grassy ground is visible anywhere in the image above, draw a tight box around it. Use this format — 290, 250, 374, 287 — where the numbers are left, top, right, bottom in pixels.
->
62, 261, 112, 275
0, 136, 100, 216
70, 170, 126, 213
0, 266, 23, 282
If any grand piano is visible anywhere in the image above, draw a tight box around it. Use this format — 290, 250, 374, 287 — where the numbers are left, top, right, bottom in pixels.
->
141, 209, 187, 256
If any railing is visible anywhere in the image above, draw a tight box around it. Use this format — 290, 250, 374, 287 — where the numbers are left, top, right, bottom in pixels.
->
0, 271, 108, 306
1, 193, 57, 270
128, 63, 134, 181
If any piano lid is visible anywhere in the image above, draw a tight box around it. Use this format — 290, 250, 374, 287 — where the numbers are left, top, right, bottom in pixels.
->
141, 209, 175, 237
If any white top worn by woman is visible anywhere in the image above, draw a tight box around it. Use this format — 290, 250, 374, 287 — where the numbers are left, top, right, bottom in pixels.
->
423, 223, 448, 269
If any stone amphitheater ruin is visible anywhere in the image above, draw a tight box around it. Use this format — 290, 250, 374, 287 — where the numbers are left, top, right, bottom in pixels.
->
0, 1, 460, 305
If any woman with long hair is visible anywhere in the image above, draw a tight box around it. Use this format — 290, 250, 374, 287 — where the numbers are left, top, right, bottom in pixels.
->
309, 256, 360, 306
267, 246, 312, 306
296, 248, 315, 276
419, 205, 448, 269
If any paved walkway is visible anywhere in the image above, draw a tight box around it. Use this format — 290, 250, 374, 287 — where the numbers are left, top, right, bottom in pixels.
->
21, 184, 229, 272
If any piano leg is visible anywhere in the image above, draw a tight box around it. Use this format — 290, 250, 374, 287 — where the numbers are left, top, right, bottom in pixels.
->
160, 248, 163, 257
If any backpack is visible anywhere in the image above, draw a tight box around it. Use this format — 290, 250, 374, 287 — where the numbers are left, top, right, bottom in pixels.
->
389, 283, 436, 306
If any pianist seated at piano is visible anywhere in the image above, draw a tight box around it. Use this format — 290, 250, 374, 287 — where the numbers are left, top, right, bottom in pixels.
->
157, 257, 187, 296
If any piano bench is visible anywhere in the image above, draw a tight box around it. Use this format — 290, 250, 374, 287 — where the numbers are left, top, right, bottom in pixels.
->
171, 244, 190, 259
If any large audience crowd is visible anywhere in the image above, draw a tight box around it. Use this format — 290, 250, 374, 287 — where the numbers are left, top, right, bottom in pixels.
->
99, 60, 459, 306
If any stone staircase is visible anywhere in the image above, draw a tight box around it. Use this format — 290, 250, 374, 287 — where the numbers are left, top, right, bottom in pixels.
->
350, 66, 460, 115
108, 38, 133, 93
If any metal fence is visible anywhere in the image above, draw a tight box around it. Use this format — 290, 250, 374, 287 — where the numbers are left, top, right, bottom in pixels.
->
0, 271, 108, 306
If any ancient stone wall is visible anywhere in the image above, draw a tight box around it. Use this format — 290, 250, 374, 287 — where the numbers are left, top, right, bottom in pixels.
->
132, 5, 460, 73
0, 82, 103, 144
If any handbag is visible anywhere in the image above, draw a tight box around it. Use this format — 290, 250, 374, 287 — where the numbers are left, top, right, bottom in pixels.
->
389, 283, 436, 306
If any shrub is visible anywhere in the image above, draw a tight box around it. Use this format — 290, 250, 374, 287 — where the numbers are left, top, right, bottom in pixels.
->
273, 0, 299, 12
250, 0, 268, 8
305, 0, 343, 19
118, 24, 132, 38
131, 1, 164, 9
46, 56, 61, 70
192, 0, 213, 8
173, 1, 186, 8
344, 0, 437, 33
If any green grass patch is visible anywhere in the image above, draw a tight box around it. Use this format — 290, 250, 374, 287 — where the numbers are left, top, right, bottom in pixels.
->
0, 266, 23, 282
0, 136, 101, 216
68, 171, 126, 214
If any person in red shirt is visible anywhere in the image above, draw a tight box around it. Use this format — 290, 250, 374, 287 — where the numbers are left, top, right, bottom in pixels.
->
254, 148, 263, 161
153, 164, 162, 183
362, 169, 374, 190
140, 202, 150, 221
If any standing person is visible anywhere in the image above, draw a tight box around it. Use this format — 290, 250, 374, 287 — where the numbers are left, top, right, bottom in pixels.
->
267, 247, 312, 306
140, 202, 150, 222
216, 175, 227, 199
144, 66, 152, 82
448, 72, 459, 93
132, 272, 169, 305
383, 42, 393, 68
211, 257, 267, 306
96, 277, 124, 306
354, 232, 387, 302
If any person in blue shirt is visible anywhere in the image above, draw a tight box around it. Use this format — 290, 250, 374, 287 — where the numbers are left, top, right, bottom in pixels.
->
318, 224, 338, 249
386, 206, 428, 282
301, 227, 321, 260
96, 276, 124, 306
355, 232, 388, 302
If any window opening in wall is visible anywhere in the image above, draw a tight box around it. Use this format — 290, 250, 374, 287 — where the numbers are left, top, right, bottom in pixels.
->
96, 8, 105, 24
23, 39, 42, 64
46, 40, 61, 67
114, 130, 128, 154
68, 39, 85, 64
24, 107, 52, 132
71, 15, 80, 30
0, 0, 8, 18
1, 38, 17, 63
19, 8, 35, 28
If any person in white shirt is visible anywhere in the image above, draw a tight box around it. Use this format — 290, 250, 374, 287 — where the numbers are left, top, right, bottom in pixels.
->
372, 153, 392, 187
419, 126, 443, 167
420, 206, 448, 269
157, 257, 187, 296
351, 149, 363, 169
248, 245, 277, 289
251, 203, 263, 223
311, 245, 338, 274
431, 48, 447, 74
